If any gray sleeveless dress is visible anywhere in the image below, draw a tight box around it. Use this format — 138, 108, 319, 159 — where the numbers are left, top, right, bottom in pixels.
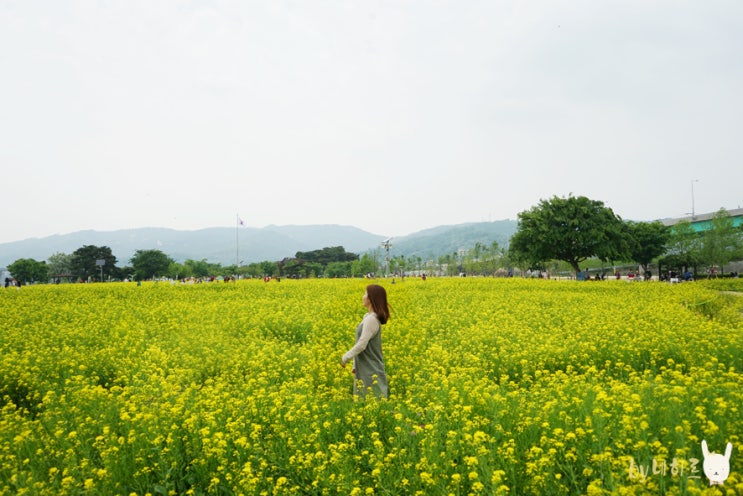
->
353, 316, 388, 398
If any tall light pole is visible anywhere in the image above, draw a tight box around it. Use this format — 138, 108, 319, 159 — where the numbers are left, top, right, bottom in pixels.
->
236, 214, 240, 269
381, 238, 392, 277
690, 179, 699, 220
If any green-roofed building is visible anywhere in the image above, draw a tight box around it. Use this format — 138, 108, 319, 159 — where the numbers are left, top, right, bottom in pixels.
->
661, 207, 743, 233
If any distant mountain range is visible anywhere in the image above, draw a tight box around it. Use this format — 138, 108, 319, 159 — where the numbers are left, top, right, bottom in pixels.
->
0, 221, 517, 267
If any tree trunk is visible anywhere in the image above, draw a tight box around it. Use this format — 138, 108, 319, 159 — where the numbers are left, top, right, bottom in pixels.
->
571, 261, 581, 278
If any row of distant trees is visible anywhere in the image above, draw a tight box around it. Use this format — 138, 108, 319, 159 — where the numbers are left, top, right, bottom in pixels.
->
5, 245, 374, 284
6, 196, 742, 284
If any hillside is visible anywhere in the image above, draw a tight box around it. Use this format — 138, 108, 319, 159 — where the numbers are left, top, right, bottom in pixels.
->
390, 221, 516, 259
0, 221, 517, 267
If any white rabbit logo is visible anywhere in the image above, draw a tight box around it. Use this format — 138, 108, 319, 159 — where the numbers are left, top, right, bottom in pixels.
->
701, 440, 732, 486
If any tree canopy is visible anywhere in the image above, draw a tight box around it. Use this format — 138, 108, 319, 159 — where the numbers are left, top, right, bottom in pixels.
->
661, 220, 700, 272
8, 258, 48, 284
625, 220, 670, 272
130, 249, 175, 281
295, 246, 358, 265
70, 245, 118, 282
508, 195, 629, 275
700, 208, 743, 272
277, 246, 360, 278
47, 252, 74, 278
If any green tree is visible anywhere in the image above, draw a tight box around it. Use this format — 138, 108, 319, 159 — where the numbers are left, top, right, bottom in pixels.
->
259, 261, 277, 277
70, 245, 118, 282
116, 265, 134, 281
662, 220, 702, 275
455, 250, 465, 275
47, 252, 73, 279
625, 221, 670, 273
168, 261, 186, 279
295, 246, 358, 266
392, 255, 407, 276
369, 248, 382, 275
281, 259, 303, 278
414, 255, 423, 273
488, 241, 501, 275
465, 242, 487, 275
130, 249, 174, 281
438, 253, 457, 276
8, 258, 49, 284
285, 246, 359, 278
326, 261, 352, 278
182, 259, 213, 278
241, 261, 275, 278
700, 208, 743, 274
306, 262, 324, 278
352, 253, 377, 277
509, 195, 629, 275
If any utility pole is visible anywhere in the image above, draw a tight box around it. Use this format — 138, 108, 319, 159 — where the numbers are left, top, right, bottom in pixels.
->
381, 238, 393, 277
95, 259, 105, 282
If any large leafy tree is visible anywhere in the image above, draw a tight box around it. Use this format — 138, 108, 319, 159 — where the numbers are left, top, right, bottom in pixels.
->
283, 246, 359, 277
509, 195, 629, 275
325, 261, 353, 278
181, 259, 215, 278
700, 208, 743, 273
487, 241, 502, 275
295, 246, 358, 265
351, 253, 377, 277
8, 258, 48, 284
130, 249, 174, 281
437, 253, 458, 276
47, 252, 74, 278
391, 255, 407, 276
662, 220, 702, 274
259, 261, 278, 277
70, 245, 118, 281
464, 242, 486, 275
625, 221, 670, 273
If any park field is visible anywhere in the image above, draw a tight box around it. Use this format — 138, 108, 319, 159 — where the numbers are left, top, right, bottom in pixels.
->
1, 278, 742, 495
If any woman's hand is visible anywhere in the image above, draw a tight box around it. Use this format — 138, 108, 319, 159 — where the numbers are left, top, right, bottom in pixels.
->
340, 359, 355, 373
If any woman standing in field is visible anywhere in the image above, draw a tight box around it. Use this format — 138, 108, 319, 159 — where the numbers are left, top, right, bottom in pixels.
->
340, 284, 389, 398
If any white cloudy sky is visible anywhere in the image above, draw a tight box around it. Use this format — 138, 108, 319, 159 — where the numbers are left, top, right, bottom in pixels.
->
1, 1, 741, 243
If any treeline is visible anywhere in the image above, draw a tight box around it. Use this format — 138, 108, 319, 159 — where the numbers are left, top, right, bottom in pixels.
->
5, 196, 743, 284
5, 245, 380, 284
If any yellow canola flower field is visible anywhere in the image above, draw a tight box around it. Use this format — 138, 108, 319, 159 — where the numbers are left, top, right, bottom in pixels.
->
1, 278, 742, 495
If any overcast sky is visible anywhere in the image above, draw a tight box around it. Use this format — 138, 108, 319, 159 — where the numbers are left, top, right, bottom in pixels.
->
1, 1, 741, 244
